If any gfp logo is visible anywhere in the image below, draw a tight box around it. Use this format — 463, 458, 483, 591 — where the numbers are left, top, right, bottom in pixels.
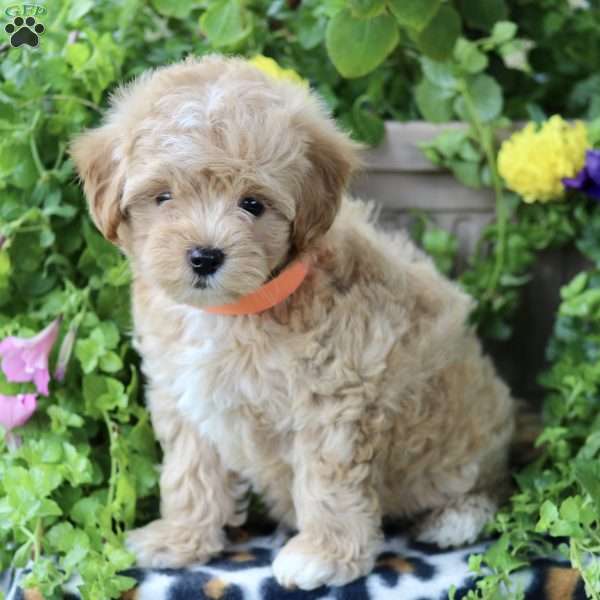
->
4, 4, 46, 48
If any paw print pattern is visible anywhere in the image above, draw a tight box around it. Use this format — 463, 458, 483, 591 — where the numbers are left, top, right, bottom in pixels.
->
5, 16, 45, 48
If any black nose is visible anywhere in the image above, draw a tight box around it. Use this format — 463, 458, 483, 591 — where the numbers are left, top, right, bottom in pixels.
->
187, 247, 225, 277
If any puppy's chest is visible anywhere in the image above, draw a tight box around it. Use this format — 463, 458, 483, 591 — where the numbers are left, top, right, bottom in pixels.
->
144, 321, 299, 436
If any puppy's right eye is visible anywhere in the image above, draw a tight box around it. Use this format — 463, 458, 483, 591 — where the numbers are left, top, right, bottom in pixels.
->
156, 192, 172, 205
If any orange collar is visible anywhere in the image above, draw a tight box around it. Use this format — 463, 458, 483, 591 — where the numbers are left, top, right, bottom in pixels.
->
203, 260, 309, 316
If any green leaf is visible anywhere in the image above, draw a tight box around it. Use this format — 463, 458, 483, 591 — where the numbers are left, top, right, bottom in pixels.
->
491, 21, 517, 44
115, 475, 136, 525
65, 43, 91, 71
20, 437, 64, 464
499, 39, 532, 72
13, 542, 33, 568
417, 5, 461, 61
536, 500, 558, 531
63, 539, 90, 572
421, 58, 458, 89
450, 160, 481, 188
47, 522, 75, 552
199, 0, 252, 48
422, 228, 458, 274
99, 322, 120, 350
0, 251, 11, 280
99, 351, 123, 374
71, 496, 105, 528
457, 74, 503, 122
129, 453, 159, 496
295, 13, 326, 50
38, 499, 63, 518
559, 496, 581, 523
48, 405, 84, 433
63, 442, 93, 486
430, 129, 468, 157
348, 0, 386, 18
388, 0, 440, 31
574, 460, 600, 514
67, 0, 94, 22
83, 374, 128, 414
351, 96, 385, 145
151, 0, 195, 18
561, 273, 589, 300
326, 10, 399, 78
483, 534, 528, 572
75, 337, 103, 374
414, 79, 455, 122
105, 543, 135, 571
458, 139, 481, 161
454, 38, 488, 74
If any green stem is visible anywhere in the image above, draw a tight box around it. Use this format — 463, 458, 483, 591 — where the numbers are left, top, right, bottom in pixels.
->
33, 519, 42, 561
29, 111, 46, 178
103, 411, 118, 509
47, 94, 102, 113
50, 0, 70, 31
13, 225, 45, 233
19, 526, 35, 546
18, 94, 102, 114
460, 80, 507, 298
53, 141, 66, 171
19, 523, 41, 562
4, 208, 42, 238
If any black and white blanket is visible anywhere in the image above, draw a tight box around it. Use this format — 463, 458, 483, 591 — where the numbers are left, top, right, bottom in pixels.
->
1, 524, 587, 600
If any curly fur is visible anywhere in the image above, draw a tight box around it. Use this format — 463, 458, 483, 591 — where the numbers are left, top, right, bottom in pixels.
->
71, 54, 515, 590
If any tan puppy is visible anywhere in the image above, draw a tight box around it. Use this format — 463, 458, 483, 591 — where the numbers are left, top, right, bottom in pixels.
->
71, 55, 514, 590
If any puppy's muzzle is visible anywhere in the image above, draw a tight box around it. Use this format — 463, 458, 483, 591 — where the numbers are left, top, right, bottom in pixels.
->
187, 246, 225, 278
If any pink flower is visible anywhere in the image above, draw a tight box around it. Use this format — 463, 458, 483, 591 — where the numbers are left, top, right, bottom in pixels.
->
0, 393, 37, 431
0, 318, 60, 396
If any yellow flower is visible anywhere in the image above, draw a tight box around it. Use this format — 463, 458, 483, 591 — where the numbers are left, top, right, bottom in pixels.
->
248, 55, 307, 87
497, 115, 588, 203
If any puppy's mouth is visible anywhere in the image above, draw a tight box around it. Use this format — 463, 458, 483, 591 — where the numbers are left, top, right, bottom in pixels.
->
192, 277, 209, 290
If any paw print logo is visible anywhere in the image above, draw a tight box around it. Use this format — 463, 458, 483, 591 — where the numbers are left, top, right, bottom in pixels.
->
5, 16, 45, 48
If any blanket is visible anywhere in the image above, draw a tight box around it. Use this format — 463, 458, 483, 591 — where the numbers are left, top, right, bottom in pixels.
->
1, 523, 587, 600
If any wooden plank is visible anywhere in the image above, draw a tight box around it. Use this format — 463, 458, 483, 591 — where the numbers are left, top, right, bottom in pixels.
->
352, 171, 495, 211
358, 121, 467, 172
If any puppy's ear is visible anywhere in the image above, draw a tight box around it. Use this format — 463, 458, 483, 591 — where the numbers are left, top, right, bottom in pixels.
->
292, 119, 361, 253
70, 125, 127, 245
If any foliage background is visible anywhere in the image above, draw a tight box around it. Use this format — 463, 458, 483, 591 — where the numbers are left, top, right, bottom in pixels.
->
1, 0, 600, 598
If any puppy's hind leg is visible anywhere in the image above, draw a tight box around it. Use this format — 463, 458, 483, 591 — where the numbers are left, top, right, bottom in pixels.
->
414, 492, 497, 548
413, 441, 512, 548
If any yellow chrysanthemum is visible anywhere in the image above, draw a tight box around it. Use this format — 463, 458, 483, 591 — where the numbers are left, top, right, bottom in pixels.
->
497, 115, 588, 203
248, 55, 307, 87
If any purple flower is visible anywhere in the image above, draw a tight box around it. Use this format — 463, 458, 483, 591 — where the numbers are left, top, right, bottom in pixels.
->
0, 393, 37, 431
0, 318, 61, 396
0, 393, 37, 450
563, 149, 600, 200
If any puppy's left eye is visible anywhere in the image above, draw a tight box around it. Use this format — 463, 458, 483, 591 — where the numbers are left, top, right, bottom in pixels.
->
156, 191, 172, 205
239, 196, 265, 217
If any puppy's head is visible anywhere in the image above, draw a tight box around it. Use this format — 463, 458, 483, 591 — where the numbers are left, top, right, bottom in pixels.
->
71, 55, 359, 307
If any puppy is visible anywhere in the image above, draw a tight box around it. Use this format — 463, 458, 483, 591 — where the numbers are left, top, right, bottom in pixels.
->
71, 55, 514, 590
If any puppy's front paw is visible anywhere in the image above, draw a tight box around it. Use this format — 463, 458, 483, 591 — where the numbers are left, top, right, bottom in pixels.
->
126, 518, 224, 568
272, 534, 373, 590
